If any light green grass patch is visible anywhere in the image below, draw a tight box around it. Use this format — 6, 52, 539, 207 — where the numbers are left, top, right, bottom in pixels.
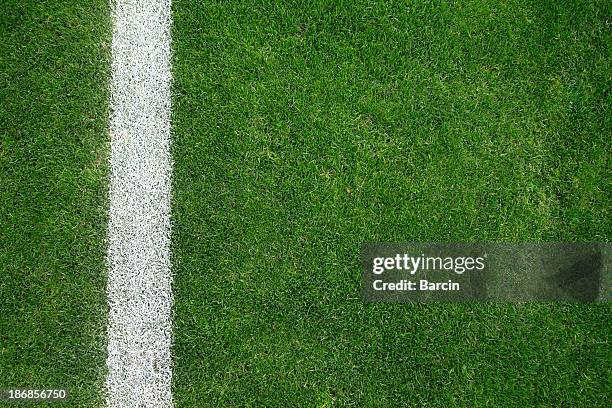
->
171, 0, 610, 406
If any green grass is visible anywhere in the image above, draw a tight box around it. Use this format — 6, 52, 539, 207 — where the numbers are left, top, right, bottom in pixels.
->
0, 1, 110, 406
171, 0, 610, 406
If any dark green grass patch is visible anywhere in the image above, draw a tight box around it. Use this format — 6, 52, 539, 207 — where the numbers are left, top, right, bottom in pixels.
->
0, 1, 110, 406
171, 0, 610, 406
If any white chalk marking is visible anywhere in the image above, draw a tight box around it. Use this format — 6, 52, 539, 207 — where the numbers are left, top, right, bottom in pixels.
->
106, 1, 173, 407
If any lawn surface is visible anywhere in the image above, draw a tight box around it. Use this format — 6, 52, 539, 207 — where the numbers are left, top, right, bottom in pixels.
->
0, 1, 110, 406
171, 0, 610, 406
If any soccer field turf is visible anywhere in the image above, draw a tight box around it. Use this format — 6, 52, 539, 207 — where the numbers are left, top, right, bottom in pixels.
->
2, 0, 611, 407
0, 1, 110, 406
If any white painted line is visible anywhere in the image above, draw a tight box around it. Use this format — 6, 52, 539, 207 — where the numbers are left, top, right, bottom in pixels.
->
106, 1, 173, 407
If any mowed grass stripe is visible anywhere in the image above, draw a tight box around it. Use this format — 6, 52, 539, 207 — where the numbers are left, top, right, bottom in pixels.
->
0, 1, 110, 406
106, 1, 173, 407
171, 0, 610, 406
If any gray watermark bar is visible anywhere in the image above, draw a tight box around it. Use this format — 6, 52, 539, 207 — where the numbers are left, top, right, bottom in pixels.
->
361, 243, 610, 302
